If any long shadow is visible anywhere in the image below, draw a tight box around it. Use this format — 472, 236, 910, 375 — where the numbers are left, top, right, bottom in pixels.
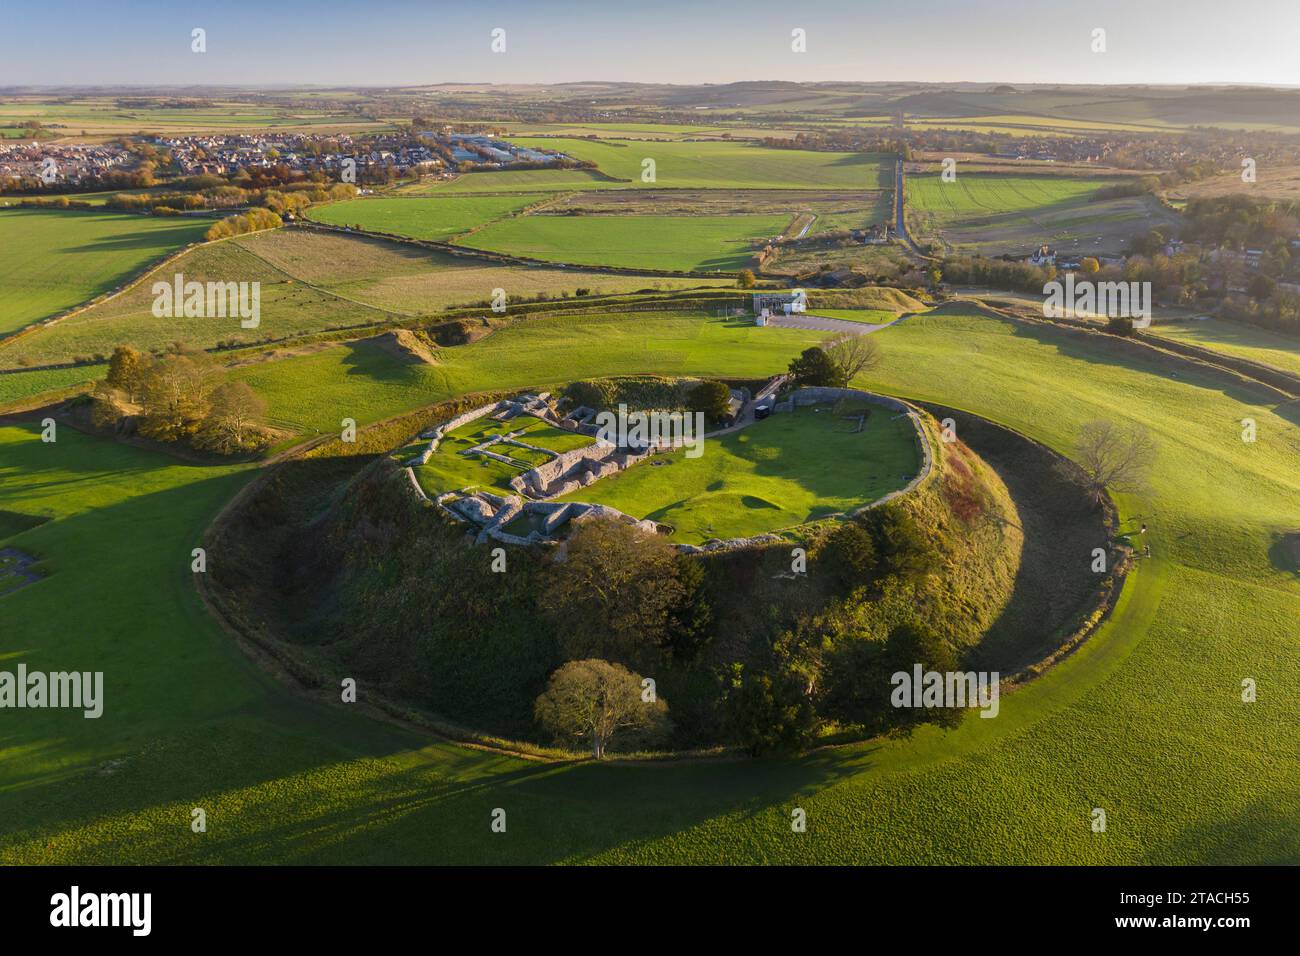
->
988, 308, 1288, 409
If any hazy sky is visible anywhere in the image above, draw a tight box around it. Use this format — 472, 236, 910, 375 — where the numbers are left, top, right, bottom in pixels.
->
3, 0, 1298, 87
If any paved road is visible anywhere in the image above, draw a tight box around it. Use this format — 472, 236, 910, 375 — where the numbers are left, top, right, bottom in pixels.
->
767, 313, 898, 335
894, 157, 932, 258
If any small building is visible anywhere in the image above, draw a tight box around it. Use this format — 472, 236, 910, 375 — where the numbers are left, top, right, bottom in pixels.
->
1028, 244, 1056, 267
752, 292, 805, 316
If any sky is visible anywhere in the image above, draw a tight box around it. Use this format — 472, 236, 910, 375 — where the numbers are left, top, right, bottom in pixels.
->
2, 0, 1299, 88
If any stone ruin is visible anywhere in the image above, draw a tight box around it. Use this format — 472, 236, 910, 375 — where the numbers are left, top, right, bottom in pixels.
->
405, 392, 659, 546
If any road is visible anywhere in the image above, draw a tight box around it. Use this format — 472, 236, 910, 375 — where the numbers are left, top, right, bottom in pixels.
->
767, 313, 900, 335
893, 156, 930, 257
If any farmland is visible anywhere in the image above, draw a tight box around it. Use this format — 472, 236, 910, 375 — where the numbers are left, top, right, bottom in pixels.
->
555, 402, 922, 543
0, 229, 734, 372
0, 208, 210, 335
459, 213, 791, 272
306, 195, 541, 241
505, 138, 895, 190
905, 171, 1176, 256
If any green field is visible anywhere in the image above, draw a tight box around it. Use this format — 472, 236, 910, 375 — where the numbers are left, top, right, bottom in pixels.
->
401, 169, 624, 194
1150, 317, 1300, 377
556, 402, 921, 542
460, 213, 791, 272
904, 172, 1173, 256
306, 195, 540, 241
3, 297, 1296, 863
230, 310, 825, 436
0, 208, 210, 336
0, 229, 735, 374
506, 138, 894, 190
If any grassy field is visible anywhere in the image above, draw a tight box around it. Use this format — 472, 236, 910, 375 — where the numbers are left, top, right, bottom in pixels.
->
506, 138, 894, 190
459, 213, 791, 272
237, 229, 733, 311
0, 239, 388, 370
556, 402, 921, 542
0, 208, 210, 335
230, 310, 825, 436
1, 292, 1297, 862
0, 230, 735, 374
905, 172, 1174, 257
399, 169, 624, 194
1149, 318, 1300, 376
306, 195, 541, 241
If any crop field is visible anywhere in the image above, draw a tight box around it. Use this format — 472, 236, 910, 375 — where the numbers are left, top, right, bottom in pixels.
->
0, 97, 387, 136
459, 213, 791, 272
556, 402, 921, 542
399, 169, 625, 194
506, 137, 895, 190
0, 208, 210, 336
1150, 317, 1300, 376
905, 172, 1176, 255
537, 188, 892, 231
306, 195, 541, 241
3, 298, 1296, 864
235, 229, 733, 312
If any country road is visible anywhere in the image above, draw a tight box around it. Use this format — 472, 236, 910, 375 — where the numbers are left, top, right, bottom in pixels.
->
894, 156, 931, 257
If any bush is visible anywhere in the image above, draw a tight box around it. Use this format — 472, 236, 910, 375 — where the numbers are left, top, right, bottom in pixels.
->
688, 380, 733, 423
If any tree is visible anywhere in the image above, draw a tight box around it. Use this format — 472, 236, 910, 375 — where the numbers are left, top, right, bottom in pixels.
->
1248, 273, 1277, 302
736, 269, 756, 289
194, 381, 268, 454
724, 663, 819, 756
537, 519, 686, 666
825, 334, 882, 383
787, 346, 846, 388
137, 350, 217, 442
534, 659, 670, 758
1070, 419, 1157, 506
862, 502, 936, 581
663, 556, 713, 661
819, 520, 878, 590
105, 345, 150, 403
688, 380, 732, 423
926, 266, 943, 289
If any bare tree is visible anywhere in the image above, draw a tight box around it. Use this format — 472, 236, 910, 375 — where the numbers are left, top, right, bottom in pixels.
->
825, 334, 882, 383
195, 381, 268, 454
534, 659, 671, 758
1071, 419, 1157, 505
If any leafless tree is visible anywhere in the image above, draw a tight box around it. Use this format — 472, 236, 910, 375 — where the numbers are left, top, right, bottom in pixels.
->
1071, 419, 1157, 505
825, 334, 882, 383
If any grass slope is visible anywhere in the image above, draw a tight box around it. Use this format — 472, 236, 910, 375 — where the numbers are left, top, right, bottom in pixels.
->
0, 208, 210, 335
460, 213, 790, 272
306, 196, 541, 241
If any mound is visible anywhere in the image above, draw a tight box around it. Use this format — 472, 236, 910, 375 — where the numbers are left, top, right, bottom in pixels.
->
373, 329, 439, 365
815, 286, 928, 313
